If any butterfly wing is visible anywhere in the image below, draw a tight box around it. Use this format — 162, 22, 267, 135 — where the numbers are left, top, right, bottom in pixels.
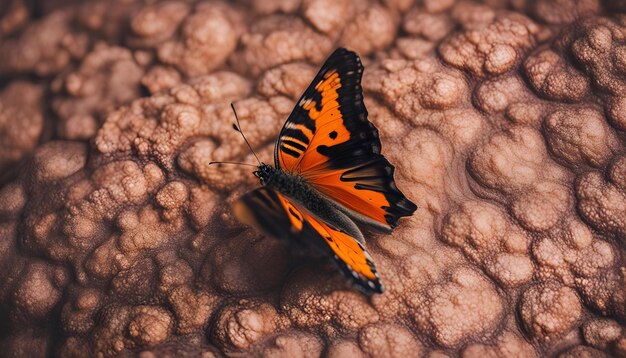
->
274, 48, 417, 230
234, 187, 384, 293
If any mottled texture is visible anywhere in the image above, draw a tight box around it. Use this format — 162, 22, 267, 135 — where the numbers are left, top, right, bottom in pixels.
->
51, 43, 145, 140
0, 0, 625, 357
0, 81, 44, 174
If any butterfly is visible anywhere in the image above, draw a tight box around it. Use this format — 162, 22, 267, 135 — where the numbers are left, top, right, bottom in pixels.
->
226, 48, 417, 294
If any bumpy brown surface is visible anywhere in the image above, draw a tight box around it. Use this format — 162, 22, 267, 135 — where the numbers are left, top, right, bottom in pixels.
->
1, 0, 625, 357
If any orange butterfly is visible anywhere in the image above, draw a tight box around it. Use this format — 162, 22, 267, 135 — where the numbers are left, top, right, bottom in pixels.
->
227, 48, 416, 294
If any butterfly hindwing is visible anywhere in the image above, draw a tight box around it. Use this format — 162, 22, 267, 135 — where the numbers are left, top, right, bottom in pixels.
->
274, 48, 417, 230
234, 187, 384, 293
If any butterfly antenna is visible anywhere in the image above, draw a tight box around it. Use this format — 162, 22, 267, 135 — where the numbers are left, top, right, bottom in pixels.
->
231, 103, 261, 165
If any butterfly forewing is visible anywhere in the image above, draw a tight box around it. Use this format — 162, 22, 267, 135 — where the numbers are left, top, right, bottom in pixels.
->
274, 48, 417, 230
234, 187, 384, 293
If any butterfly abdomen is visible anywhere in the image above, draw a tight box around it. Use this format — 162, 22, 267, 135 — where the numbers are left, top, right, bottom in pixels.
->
265, 169, 333, 216
265, 169, 363, 242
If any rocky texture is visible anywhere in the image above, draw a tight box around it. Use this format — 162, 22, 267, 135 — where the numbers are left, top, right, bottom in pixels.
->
0, 0, 625, 357
0, 0, 243, 173
50, 43, 145, 140
0, 81, 44, 174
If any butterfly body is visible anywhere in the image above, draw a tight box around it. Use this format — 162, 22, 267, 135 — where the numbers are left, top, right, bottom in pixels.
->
233, 48, 417, 294
250, 162, 365, 242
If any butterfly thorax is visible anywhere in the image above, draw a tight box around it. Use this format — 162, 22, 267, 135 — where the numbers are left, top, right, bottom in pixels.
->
253, 163, 362, 239
254, 164, 319, 208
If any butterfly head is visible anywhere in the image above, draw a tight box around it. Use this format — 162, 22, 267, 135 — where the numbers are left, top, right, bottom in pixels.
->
253, 163, 275, 185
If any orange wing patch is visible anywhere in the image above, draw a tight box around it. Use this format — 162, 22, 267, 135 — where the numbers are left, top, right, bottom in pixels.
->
305, 214, 379, 282
275, 195, 379, 283
307, 171, 390, 226
275, 191, 304, 231
277, 70, 351, 172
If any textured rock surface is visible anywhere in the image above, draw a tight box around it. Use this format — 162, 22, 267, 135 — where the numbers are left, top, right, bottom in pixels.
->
0, 0, 625, 357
